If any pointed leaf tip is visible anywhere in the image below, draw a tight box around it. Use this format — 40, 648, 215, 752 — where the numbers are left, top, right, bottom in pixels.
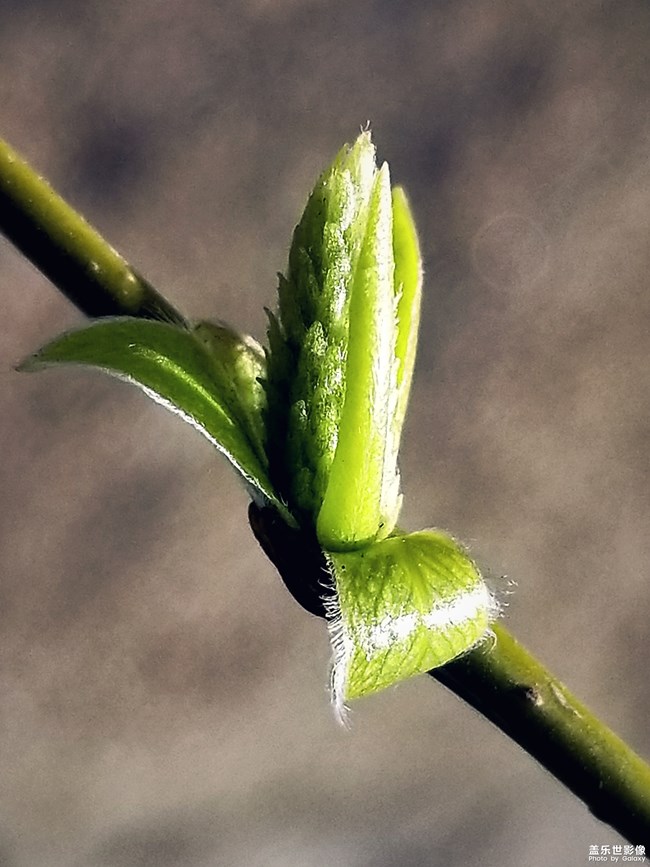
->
20, 317, 295, 524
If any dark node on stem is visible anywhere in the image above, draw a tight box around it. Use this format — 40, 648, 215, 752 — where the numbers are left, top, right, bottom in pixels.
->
523, 686, 544, 707
248, 502, 329, 618
506, 684, 545, 708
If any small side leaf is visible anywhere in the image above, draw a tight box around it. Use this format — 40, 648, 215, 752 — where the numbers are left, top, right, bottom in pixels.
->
192, 321, 268, 468
325, 530, 498, 717
391, 186, 422, 438
19, 317, 293, 523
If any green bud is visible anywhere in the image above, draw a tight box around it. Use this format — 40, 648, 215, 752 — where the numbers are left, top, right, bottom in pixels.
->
266, 132, 422, 550
18, 130, 499, 713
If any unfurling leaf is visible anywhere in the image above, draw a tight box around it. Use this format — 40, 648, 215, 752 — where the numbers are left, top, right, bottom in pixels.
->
20, 317, 293, 523
266, 131, 422, 551
326, 530, 498, 716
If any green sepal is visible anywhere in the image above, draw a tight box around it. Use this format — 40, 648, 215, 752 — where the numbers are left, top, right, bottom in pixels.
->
325, 530, 497, 716
19, 317, 294, 523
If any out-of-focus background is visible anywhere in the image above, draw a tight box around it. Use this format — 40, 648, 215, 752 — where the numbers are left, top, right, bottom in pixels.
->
1, 2, 648, 865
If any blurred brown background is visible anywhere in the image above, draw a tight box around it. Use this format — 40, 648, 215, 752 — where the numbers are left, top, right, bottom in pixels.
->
1, 2, 649, 865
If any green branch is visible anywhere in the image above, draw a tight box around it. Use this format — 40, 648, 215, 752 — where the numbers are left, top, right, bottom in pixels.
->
2, 135, 649, 843
433, 626, 650, 843
0, 138, 183, 324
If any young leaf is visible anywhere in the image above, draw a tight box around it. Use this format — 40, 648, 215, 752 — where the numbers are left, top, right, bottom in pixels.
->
267, 131, 377, 523
325, 530, 498, 716
193, 320, 268, 468
267, 132, 423, 551
19, 317, 294, 523
390, 186, 423, 450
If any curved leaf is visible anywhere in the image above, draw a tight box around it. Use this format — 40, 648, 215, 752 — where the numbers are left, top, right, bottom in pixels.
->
325, 530, 498, 718
391, 186, 423, 428
19, 317, 294, 523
